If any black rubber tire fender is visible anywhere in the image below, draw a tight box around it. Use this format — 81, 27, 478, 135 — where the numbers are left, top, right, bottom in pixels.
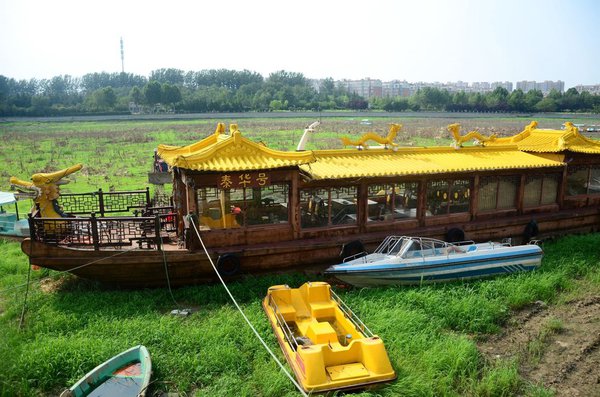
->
445, 227, 465, 243
216, 253, 241, 276
340, 240, 366, 259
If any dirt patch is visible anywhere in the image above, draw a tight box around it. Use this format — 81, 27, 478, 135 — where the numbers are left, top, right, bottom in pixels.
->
478, 296, 600, 396
39, 277, 66, 293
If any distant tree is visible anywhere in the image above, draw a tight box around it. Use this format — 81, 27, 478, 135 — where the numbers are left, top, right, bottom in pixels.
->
382, 97, 409, 112
86, 86, 116, 111
524, 90, 543, 112
507, 89, 526, 112
561, 88, 580, 111
130, 86, 143, 104
150, 68, 185, 85
468, 92, 485, 112
535, 96, 558, 112
485, 87, 509, 111
319, 78, 335, 95
267, 70, 307, 87
348, 94, 368, 110
161, 83, 182, 106
143, 81, 162, 105
449, 91, 469, 111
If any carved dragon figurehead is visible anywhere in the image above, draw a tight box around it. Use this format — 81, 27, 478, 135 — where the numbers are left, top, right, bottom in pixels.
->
341, 123, 402, 148
448, 123, 497, 148
10, 164, 83, 218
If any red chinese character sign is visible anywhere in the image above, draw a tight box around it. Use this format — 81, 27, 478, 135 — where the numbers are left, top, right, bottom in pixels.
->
218, 172, 271, 189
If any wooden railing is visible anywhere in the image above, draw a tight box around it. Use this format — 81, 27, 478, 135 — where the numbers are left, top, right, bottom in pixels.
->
28, 211, 178, 250
57, 188, 172, 216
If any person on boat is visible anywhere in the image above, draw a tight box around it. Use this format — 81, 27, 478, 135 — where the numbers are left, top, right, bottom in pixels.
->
183, 210, 199, 245
445, 245, 464, 254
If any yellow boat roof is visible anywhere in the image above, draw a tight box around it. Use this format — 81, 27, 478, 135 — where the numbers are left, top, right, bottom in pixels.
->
483, 121, 600, 153
157, 123, 566, 178
158, 123, 315, 171
301, 146, 564, 180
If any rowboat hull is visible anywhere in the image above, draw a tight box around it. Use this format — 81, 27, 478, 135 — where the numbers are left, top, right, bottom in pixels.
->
60, 345, 151, 397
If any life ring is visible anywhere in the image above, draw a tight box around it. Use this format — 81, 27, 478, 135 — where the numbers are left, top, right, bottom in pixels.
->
340, 240, 366, 259
445, 227, 465, 243
216, 253, 241, 276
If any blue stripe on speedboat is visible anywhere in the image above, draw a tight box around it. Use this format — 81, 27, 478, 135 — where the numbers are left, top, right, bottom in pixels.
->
335, 262, 541, 285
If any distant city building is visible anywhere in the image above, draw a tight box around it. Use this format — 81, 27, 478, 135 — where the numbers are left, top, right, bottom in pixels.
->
516, 80, 564, 94
382, 80, 412, 97
491, 81, 513, 92
332, 78, 573, 98
575, 84, 600, 95
337, 78, 382, 99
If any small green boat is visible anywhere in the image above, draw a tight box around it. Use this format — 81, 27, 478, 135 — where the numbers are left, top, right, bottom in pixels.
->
60, 345, 151, 397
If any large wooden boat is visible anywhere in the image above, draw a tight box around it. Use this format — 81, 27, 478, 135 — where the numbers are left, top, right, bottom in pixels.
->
15, 121, 600, 288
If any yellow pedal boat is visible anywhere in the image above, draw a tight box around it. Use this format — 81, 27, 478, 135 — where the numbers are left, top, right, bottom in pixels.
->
263, 281, 396, 393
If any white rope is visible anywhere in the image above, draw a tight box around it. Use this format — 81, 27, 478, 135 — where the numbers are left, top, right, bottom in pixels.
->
190, 221, 308, 397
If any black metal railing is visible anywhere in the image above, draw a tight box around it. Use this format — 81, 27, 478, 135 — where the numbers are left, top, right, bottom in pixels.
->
29, 212, 178, 250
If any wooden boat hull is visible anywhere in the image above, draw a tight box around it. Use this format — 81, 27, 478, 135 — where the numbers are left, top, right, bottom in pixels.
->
263, 282, 396, 392
20, 206, 595, 288
21, 238, 340, 288
60, 345, 151, 397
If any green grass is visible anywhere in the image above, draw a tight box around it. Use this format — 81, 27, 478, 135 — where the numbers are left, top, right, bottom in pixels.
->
0, 233, 598, 396
1, 116, 597, 396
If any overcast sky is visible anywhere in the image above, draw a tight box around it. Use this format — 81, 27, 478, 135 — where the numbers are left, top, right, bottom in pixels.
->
0, 0, 598, 89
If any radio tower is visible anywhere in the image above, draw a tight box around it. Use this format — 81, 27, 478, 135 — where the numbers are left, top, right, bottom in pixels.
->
120, 37, 125, 73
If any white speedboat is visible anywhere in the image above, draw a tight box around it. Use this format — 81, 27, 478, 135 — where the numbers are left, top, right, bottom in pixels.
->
325, 236, 543, 287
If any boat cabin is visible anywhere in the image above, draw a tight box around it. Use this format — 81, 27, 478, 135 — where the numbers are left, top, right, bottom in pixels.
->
158, 121, 600, 259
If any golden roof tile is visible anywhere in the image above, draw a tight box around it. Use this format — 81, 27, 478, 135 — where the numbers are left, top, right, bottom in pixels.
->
483, 121, 600, 153
300, 146, 564, 180
158, 124, 315, 171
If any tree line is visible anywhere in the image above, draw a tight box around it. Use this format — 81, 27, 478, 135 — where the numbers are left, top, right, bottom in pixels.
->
1, 68, 599, 116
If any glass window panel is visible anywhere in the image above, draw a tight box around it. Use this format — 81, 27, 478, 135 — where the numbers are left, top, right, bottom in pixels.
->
426, 180, 449, 216
567, 167, 588, 196
478, 177, 497, 211
523, 176, 542, 207
245, 184, 289, 226
331, 186, 358, 225
367, 184, 393, 222
367, 182, 419, 221
395, 182, 418, 218
300, 188, 329, 228
540, 175, 559, 205
449, 179, 470, 214
196, 187, 242, 229
497, 176, 518, 209
589, 167, 600, 195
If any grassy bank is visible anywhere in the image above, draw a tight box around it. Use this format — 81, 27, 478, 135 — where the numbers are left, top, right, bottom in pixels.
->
0, 233, 598, 396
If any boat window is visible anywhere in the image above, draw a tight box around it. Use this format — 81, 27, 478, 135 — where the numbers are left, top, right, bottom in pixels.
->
426, 179, 470, 216
367, 182, 418, 222
524, 174, 559, 207
567, 165, 600, 196
196, 183, 289, 229
300, 186, 357, 228
478, 176, 518, 211
401, 239, 422, 258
